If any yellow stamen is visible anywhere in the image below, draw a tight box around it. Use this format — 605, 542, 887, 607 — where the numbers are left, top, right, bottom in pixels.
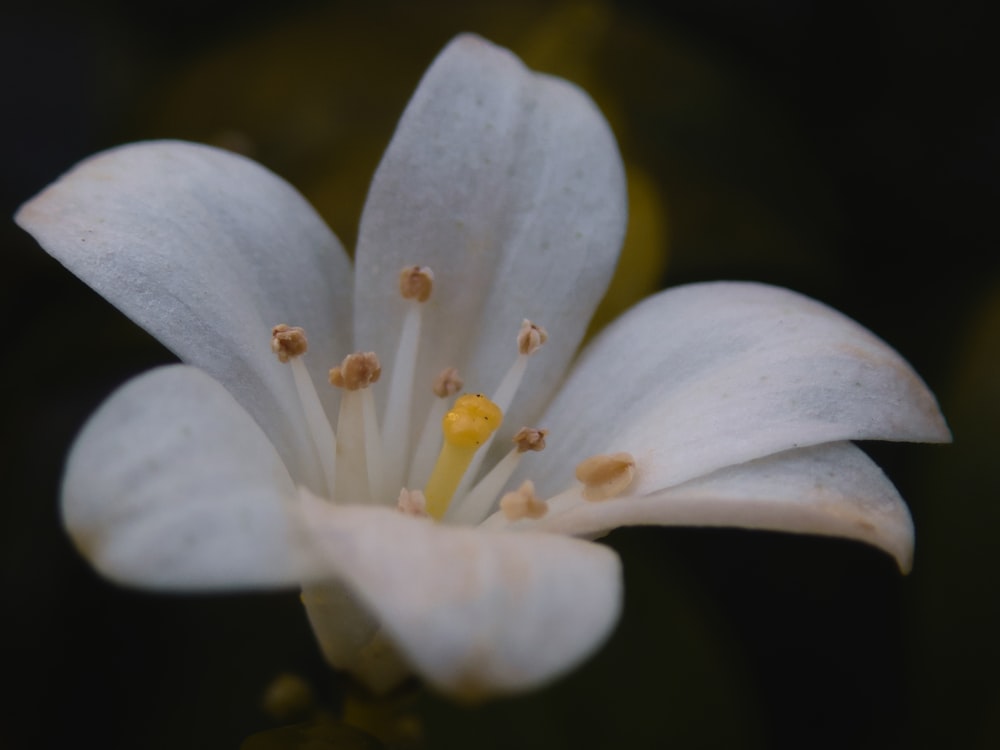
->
424, 393, 502, 519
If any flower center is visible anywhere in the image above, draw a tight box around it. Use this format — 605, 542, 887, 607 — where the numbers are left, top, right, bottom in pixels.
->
269, 265, 561, 526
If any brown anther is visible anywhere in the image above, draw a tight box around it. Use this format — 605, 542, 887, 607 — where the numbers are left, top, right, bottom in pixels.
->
397, 488, 428, 517
432, 367, 464, 398
512, 427, 548, 453
399, 265, 434, 302
329, 352, 382, 390
500, 481, 548, 521
575, 452, 636, 501
517, 319, 548, 355
271, 324, 308, 362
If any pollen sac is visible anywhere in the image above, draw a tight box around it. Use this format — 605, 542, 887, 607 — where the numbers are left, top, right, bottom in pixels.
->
517, 319, 549, 355
513, 427, 548, 453
271, 324, 308, 362
575, 452, 636, 501
397, 488, 429, 517
399, 265, 434, 302
500, 480, 548, 521
329, 352, 382, 390
433, 366, 464, 398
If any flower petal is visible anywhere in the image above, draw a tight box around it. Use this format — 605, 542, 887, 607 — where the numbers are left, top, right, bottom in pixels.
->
16, 141, 353, 489
527, 442, 915, 572
530, 281, 950, 499
298, 499, 623, 697
353, 34, 627, 433
62, 365, 313, 589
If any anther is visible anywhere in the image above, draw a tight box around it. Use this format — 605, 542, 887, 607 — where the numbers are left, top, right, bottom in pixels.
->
397, 488, 428, 517
433, 367, 464, 398
500, 481, 548, 521
331, 352, 383, 504
381, 266, 434, 500
517, 319, 548, 356
329, 352, 381, 390
513, 427, 548, 453
575, 452, 637, 501
399, 265, 434, 302
271, 324, 308, 362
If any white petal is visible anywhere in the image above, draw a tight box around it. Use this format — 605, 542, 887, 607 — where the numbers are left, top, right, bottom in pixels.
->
528, 442, 915, 572
16, 141, 353, 489
353, 34, 627, 434
298, 499, 622, 697
530, 281, 950, 499
62, 365, 314, 589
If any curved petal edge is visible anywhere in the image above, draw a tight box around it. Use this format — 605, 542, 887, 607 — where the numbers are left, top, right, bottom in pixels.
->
62, 365, 313, 589
530, 281, 950, 499
527, 442, 916, 572
298, 498, 623, 698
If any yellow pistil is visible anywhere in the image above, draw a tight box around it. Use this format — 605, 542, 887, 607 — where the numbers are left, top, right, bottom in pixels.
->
424, 393, 503, 519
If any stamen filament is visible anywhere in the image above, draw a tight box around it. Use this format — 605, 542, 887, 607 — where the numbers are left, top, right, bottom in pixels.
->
361, 386, 386, 502
290, 358, 338, 499
335, 390, 371, 502
380, 301, 422, 495
407, 398, 448, 488
446, 446, 522, 524
453, 320, 545, 500
407, 367, 463, 489
448, 427, 547, 524
490, 354, 528, 415
270, 325, 337, 498
330, 352, 382, 504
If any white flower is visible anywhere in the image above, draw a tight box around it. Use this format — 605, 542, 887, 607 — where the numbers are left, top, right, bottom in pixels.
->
15, 34, 949, 698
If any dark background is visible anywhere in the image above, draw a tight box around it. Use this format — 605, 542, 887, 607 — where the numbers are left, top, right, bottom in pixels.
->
2, 1, 997, 748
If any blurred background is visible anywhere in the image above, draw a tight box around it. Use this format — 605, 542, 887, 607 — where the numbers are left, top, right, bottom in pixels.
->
2, 1, 997, 748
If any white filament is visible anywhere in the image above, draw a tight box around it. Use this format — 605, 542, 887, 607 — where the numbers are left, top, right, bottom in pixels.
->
289, 358, 338, 499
